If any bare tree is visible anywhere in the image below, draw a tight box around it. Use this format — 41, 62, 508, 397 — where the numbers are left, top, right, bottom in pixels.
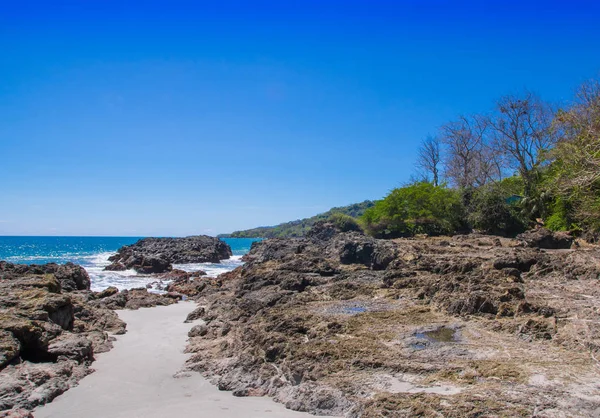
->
440, 114, 499, 189
489, 91, 555, 196
553, 79, 600, 191
552, 78, 600, 226
415, 135, 441, 186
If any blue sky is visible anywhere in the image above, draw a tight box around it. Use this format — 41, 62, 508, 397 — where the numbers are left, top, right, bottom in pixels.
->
1, 0, 599, 236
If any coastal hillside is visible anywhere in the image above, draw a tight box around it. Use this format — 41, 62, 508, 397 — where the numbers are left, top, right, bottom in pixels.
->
219, 200, 374, 238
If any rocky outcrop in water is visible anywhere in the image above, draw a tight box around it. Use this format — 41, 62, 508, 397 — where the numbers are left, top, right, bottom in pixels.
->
184, 223, 600, 417
104, 236, 232, 274
0, 261, 175, 415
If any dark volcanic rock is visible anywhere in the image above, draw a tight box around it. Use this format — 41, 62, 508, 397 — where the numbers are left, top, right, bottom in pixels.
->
89, 288, 176, 311
517, 228, 573, 249
0, 262, 90, 292
104, 236, 232, 273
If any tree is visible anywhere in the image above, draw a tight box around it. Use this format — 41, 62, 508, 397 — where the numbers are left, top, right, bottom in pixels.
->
553, 79, 600, 191
489, 91, 555, 197
551, 79, 600, 231
440, 115, 500, 190
415, 136, 442, 186
361, 182, 465, 238
468, 182, 528, 236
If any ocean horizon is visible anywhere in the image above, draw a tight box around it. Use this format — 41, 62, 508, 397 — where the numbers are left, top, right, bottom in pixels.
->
0, 236, 260, 292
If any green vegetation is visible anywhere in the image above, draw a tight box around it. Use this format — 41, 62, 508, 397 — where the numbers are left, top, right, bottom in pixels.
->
394, 76, 600, 238
362, 182, 464, 238
223, 76, 600, 240
219, 201, 374, 238
328, 213, 364, 233
467, 182, 528, 236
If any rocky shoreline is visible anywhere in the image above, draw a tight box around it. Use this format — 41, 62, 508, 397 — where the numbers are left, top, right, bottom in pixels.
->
0, 262, 177, 416
2, 226, 599, 417
180, 223, 600, 417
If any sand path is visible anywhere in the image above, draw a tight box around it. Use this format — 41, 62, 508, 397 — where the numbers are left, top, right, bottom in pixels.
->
35, 301, 326, 418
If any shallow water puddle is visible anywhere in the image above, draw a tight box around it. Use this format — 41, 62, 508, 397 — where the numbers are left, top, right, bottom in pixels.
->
412, 327, 458, 350
416, 327, 457, 343
343, 306, 367, 314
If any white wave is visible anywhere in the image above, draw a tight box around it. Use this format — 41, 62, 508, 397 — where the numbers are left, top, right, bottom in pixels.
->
6, 249, 246, 293
81, 251, 157, 292
172, 255, 244, 277
85, 251, 115, 266
88, 270, 170, 293
86, 254, 244, 292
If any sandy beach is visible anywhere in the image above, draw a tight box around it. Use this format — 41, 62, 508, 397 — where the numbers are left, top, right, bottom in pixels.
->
34, 301, 330, 418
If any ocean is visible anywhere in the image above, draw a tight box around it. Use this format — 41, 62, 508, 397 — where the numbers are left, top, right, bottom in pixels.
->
0, 236, 260, 291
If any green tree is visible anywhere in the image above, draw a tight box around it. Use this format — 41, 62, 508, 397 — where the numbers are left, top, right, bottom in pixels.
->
550, 79, 600, 232
362, 182, 465, 238
468, 181, 528, 236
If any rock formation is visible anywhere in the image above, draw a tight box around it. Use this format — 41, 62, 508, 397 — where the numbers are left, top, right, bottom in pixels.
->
517, 227, 574, 249
183, 223, 600, 417
104, 236, 232, 273
0, 261, 175, 415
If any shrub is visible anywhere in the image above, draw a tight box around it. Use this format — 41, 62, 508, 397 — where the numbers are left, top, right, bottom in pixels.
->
545, 196, 579, 232
361, 182, 465, 238
468, 184, 528, 236
328, 213, 363, 233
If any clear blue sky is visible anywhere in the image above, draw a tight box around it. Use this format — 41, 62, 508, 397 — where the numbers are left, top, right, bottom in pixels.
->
1, 1, 599, 236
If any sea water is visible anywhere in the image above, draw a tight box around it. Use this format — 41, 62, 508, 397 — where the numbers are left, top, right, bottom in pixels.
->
0, 236, 260, 291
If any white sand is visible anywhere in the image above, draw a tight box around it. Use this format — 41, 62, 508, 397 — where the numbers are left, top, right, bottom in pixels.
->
34, 302, 329, 418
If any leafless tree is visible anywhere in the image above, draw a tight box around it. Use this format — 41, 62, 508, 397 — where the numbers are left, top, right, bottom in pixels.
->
440, 114, 499, 189
552, 79, 600, 225
488, 91, 555, 196
415, 135, 441, 186
553, 79, 600, 190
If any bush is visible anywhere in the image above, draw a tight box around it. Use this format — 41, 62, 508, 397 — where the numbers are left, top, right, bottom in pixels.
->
545, 196, 579, 232
361, 182, 465, 238
328, 213, 363, 233
468, 184, 528, 236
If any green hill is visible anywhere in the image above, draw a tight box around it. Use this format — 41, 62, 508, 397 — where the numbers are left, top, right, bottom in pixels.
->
219, 201, 375, 238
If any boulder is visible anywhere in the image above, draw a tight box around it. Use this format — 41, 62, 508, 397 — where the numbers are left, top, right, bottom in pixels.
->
0, 262, 90, 291
517, 228, 573, 249
89, 288, 176, 311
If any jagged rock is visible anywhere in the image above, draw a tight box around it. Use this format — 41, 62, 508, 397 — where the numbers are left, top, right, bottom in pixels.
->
0, 262, 128, 412
184, 230, 600, 417
0, 262, 90, 291
47, 335, 93, 363
89, 288, 175, 311
517, 228, 573, 249
332, 233, 396, 270
105, 253, 171, 274
188, 324, 208, 337
0, 408, 34, 417
96, 286, 119, 299
492, 254, 538, 272
104, 236, 232, 273
185, 306, 206, 323
306, 221, 341, 241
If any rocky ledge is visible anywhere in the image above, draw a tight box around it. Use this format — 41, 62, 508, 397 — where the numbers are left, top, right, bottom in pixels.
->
184, 223, 600, 417
104, 236, 232, 274
0, 261, 176, 415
